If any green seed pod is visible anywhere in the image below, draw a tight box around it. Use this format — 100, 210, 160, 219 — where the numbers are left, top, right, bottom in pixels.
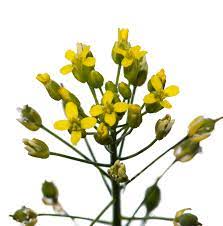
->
118, 82, 131, 99
178, 213, 200, 226
11, 206, 37, 226
127, 104, 142, 128
155, 114, 175, 140
42, 181, 59, 204
17, 105, 42, 131
144, 183, 161, 214
88, 70, 104, 88
23, 138, 49, 159
105, 81, 118, 93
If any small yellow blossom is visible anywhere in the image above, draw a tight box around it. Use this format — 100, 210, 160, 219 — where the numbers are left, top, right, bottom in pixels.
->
60, 43, 96, 82
144, 74, 179, 108
115, 45, 147, 68
90, 91, 128, 127
54, 102, 96, 145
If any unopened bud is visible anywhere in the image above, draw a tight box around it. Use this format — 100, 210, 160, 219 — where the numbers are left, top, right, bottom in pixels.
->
94, 123, 112, 145
42, 181, 59, 205
147, 69, 166, 92
17, 105, 42, 131
11, 206, 37, 226
88, 70, 104, 88
155, 114, 174, 140
118, 82, 131, 99
127, 104, 142, 128
108, 160, 128, 183
105, 81, 118, 93
58, 87, 80, 107
23, 138, 49, 159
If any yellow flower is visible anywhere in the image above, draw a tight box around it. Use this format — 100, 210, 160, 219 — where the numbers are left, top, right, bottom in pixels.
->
60, 43, 96, 82
118, 28, 129, 43
116, 45, 147, 68
144, 74, 179, 109
54, 102, 96, 145
90, 91, 128, 127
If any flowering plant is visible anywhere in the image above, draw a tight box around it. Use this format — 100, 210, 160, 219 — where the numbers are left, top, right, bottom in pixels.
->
11, 29, 223, 226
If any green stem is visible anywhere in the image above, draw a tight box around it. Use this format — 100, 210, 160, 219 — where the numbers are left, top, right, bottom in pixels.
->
99, 87, 104, 96
125, 136, 188, 187
89, 85, 99, 104
111, 131, 122, 226
49, 152, 110, 167
84, 138, 112, 194
115, 128, 133, 145
130, 86, 137, 104
123, 216, 174, 222
37, 213, 112, 224
120, 139, 157, 161
115, 64, 122, 86
215, 116, 223, 122
90, 200, 114, 226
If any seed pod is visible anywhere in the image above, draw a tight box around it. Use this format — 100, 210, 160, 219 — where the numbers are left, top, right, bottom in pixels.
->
178, 213, 201, 226
42, 181, 59, 204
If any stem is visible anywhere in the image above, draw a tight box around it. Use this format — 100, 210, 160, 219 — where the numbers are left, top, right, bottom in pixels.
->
37, 213, 112, 224
99, 87, 104, 96
123, 216, 174, 222
49, 152, 111, 167
125, 136, 187, 187
215, 116, 223, 122
130, 86, 137, 104
111, 131, 121, 226
89, 85, 99, 104
120, 139, 157, 161
115, 128, 133, 145
115, 64, 121, 86
90, 200, 114, 226
84, 138, 112, 194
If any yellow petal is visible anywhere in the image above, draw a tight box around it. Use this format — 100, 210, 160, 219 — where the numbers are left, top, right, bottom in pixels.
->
118, 28, 129, 42
143, 93, 157, 104
121, 57, 133, 67
71, 131, 82, 145
151, 75, 163, 91
191, 133, 210, 142
160, 100, 172, 109
135, 50, 147, 60
60, 64, 73, 75
104, 112, 116, 127
81, 117, 97, 129
65, 50, 76, 61
82, 57, 96, 67
102, 91, 114, 105
90, 105, 104, 116
36, 73, 50, 84
54, 120, 71, 130
188, 116, 204, 136
114, 47, 127, 56
164, 85, 180, 97
65, 102, 78, 121
114, 102, 128, 113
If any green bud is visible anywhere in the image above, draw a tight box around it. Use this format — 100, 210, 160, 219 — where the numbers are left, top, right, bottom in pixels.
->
36, 73, 61, 101
11, 206, 37, 226
145, 102, 163, 113
118, 82, 131, 99
17, 105, 42, 131
127, 104, 142, 128
23, 138, 49, 159
178, 213, 201, 226
108, 160, 128, 183
105, 81, 118, 93
88, 70, 104, 88
155, 114, 174, 140
144, 183, 161, 214
174, 139, 201, 162
42, 181, 58, 204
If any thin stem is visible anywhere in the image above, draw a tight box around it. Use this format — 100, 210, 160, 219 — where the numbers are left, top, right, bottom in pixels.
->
99, 87, 104, 96
120, 139, 157, 161
123, 216, 174, 222
84, 138, 112, 195
215, 116, 223, 122
130, 86, 137, 104
141, 103, 145, 110
115, 64, 122, 86
118, 137, 125, 158
125, 136, 188, 187
50, 152, 111, 167
37, 213, 112, 224
115, 128, 133, 145
89, 85, 99, 104
90, 200, 114, 226
117, 123, 128, 128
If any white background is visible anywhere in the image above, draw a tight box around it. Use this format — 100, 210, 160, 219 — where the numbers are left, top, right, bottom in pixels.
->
1, 0, 223, 225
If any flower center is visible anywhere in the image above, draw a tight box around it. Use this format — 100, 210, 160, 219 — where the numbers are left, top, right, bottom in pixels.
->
104, 103, 114, 114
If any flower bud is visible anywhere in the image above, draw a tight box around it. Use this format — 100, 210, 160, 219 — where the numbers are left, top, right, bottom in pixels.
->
174, 139, 201, 162
11, 206, 37, 226
105, 81, 118, 93
58, 87, 80, 107
127, 104, 142, 128
42, 181, 59, 205
178, 213, 201, 226
87, 70, 104, 88
108, 160, 128, 183
147, 69, 166, 92
17, 105, 42, 131
188, 116, 215, 142
118, 82, 131, 99
36, 73, 61, 101
23, 138, 49, 159
155, 114, 174, 140
144, 183, 161, 214
94, 123, 112, 145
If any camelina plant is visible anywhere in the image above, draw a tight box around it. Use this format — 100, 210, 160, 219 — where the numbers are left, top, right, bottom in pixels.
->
11, 29, 222, 226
